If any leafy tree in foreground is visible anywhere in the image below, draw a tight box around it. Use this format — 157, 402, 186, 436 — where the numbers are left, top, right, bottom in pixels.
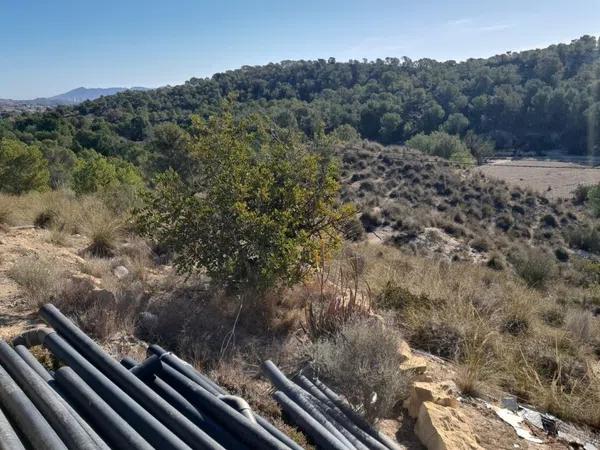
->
0, 138, 50, 194
137, 110, 352, 292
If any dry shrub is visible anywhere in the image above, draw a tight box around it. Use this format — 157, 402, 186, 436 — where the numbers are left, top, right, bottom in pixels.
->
565, 310, 597, 344
304, 249, 371, 340
514, 340, 600, 428
0, 196, 13, 226
512, 248, 556, 288
411, 321, 464, 359
78, 257, 113, 279
56, 276, 146, 340
8, 256, 63, 306
46, 227, 70, 247
309, 317, 410, 421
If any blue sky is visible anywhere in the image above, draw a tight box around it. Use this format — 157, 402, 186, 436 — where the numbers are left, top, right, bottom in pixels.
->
1, 0, 599, 99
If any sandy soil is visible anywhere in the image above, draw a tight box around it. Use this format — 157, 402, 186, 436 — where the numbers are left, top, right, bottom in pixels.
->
478, 159, 600, 199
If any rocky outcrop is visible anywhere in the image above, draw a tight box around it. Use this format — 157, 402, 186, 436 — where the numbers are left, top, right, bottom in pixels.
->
415, 401, 483, 450
399, 340, 481, 450
405, 381, 459, 418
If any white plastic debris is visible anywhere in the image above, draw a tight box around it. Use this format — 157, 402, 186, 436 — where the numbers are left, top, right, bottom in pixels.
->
494, 406, 544, 444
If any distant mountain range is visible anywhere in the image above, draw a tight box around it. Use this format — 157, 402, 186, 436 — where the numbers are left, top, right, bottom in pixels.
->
0, 86, 149, 108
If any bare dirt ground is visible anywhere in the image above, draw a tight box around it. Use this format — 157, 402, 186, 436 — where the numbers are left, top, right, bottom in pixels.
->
478, 159, 600, 199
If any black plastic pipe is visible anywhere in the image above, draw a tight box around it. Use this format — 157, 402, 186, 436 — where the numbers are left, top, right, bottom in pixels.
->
13, 344, 110, 450
0, 406, 25, 450
262, 361, 356, 450
311, 378, 404, 450
148, 345, 223, 394
122, 357, 250, 450
40, 304, 225, 450
54, 366, 154, 450
0, 341, 100, 450
295, 375, 388, 450
148, 344, 304, 450
0, 363, 67, 450
273, 391, 348, 450
158, 360, 291, 449
31, 328, 192, 450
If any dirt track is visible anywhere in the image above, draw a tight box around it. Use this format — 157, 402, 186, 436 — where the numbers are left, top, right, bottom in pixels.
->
477, 159, 600, 199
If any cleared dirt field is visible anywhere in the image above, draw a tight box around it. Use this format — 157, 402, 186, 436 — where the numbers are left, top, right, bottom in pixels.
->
477, 158, 600, 199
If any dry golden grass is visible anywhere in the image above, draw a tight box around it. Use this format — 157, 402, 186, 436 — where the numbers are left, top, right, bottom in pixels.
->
351, 242, 600, 428
7, 256, 64, 307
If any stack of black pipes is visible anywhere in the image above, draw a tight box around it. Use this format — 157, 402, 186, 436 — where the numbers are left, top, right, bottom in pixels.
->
0, 303, 304, 449
263, 361, 403, 450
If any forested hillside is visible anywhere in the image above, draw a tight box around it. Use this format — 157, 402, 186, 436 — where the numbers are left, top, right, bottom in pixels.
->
0, 35, 599, 192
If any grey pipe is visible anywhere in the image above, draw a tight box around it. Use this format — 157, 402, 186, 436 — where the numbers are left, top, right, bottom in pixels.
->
13, 345, 110, 450
122, 357, 251, 450
218, 395, 257, 424
273, 391, 348, 450
311, 378, 404, 450
0, 406, 25, 450
39, 304, 225, 450
148, 344, 304, 450
55, 366, 154, 450
158, 361, 291, 449
0, 341, 100, 450
295, 375, 389, 450
0, 363, 67, 450
16, 326, 192, 450
262, 360, 357, 450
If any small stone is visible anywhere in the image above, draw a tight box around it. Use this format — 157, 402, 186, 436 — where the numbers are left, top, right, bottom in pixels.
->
415, 401, 483, 450
113, 265, 129, 279
501, 396, 518, 413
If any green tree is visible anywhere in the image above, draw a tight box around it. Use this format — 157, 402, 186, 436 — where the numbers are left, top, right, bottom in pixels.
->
146, 123, 193, 177
464, 131, 495, 164
407, 131, 472, 160
589, 184, 600, 217
71, 150, 143, 194
137, 110, 352, 292
0, 138, 50, 193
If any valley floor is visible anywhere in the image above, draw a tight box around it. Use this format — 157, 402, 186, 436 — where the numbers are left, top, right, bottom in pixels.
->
478, 158, 600, 199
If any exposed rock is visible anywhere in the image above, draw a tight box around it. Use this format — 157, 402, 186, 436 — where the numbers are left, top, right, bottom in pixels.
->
400, 354, 428, 376
68, 273, 102, 292
88, 288, 117, 308
415, 401, 483, 450
113, 265, 130, 280
405, 381, 459, 418
398, 339, 412, 362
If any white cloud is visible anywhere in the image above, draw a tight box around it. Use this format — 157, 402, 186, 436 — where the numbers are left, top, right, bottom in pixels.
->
447, 18, 473, 26
475, 23, 515, 32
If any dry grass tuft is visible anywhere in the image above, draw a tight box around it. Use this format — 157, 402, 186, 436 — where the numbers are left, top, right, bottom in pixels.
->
8, 256, 63, 306
84, 213, 122, 258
